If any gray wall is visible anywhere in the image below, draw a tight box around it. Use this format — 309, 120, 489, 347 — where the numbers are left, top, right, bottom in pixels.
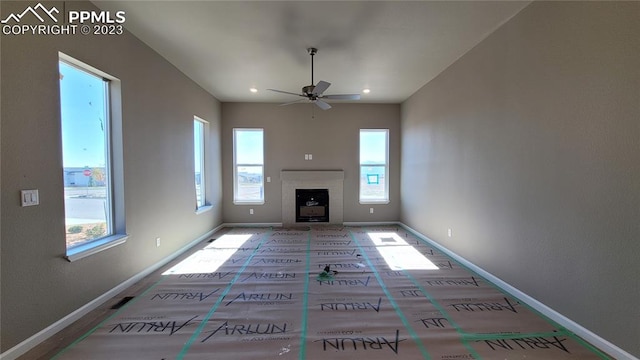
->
401, 1, 639, 357
221, 103, 400, 224
0, 1, 222, 351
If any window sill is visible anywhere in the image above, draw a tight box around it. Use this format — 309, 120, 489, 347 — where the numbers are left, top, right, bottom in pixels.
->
195, 205, 213, 215
359, 200, 390, 205
233, 201, 265, 205
65, 234, 128, 262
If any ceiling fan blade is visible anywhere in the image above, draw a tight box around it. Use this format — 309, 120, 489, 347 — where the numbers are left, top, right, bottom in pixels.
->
312, 81, 331, 96
314, 99, 332, 110
322, 94, 361, 100
267, 89, 303, 97
279, 99, 306, 106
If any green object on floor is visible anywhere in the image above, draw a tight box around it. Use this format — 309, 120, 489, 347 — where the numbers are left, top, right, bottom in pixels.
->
317, 264, 335, 281
317, 271, 334, 281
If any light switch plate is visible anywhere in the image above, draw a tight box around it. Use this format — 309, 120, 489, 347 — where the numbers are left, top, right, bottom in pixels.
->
21, 189, 39, 207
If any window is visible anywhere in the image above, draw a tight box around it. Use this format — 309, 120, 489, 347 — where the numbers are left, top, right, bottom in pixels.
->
59, 54, 126, 261
194, 117, 207, 210
359, 129, 389, 203
233, 128, 264, 204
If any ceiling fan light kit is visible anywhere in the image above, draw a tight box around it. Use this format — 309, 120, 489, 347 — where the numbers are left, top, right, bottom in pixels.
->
267, 47, 361, 110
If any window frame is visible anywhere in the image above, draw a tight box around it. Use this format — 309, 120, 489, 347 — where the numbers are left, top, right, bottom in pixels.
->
233, 128, 265, 205
359, 128, 390, 204
193, 117, 211, 213
59, 52, 127, 262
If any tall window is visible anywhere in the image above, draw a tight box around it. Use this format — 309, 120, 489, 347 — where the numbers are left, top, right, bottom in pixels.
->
193, 117, 207, 210
359, 129, 389, 203
233, 128, 264, 204
60, 60, 112, 248
59, 54, 126, 261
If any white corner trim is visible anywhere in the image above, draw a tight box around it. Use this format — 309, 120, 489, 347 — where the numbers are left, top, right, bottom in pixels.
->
398, 222, 638, 360
0, 224, 225, 360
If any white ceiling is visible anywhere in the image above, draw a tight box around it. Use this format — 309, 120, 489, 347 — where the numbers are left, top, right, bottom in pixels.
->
93, 1, 530, 104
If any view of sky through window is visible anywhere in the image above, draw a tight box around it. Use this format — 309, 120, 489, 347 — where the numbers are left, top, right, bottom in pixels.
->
59, 62, 107, 168
235, 129, 263, 168
360, 130, 387, 164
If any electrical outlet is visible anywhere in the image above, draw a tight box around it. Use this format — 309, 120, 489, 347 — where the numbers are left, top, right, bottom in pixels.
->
370, 207, 374, 214
309, 154, 313, 160
250, 208, 254, 215
447, 228, 452, 237
156, 237, 161, 247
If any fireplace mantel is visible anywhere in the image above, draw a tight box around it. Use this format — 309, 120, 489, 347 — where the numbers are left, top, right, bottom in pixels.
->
280, 170, 344, 225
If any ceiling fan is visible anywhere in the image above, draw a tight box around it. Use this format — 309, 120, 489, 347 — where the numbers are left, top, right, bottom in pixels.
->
267, 47, 361, 110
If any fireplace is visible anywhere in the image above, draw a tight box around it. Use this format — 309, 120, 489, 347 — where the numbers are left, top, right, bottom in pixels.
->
296, 189, 329, 222
280, 170, 344, 225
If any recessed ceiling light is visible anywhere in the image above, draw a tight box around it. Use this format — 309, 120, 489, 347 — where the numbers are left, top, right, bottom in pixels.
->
250, 88, 258, 93
362, 89, 371, 94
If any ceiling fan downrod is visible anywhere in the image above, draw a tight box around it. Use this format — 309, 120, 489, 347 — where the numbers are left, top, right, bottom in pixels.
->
308, 47, 317, 86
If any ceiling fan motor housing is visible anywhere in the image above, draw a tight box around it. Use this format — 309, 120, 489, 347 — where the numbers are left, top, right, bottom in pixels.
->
302, 85, 316, 97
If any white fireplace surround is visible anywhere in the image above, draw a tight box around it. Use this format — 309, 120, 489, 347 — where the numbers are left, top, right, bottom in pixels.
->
281, 170, 344, 225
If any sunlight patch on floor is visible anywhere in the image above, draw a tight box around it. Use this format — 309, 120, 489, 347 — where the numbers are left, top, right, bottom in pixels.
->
367, 232, 439, 271
162, 234, 252, 275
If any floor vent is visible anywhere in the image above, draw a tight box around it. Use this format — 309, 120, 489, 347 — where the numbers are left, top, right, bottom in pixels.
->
111, 296, 135, 309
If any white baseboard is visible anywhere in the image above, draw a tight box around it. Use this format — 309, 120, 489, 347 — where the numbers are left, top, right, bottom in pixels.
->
221, 222, 283, 228
0, 224, 225, 360
343, 221, 400, 226
398, 222, 637, 360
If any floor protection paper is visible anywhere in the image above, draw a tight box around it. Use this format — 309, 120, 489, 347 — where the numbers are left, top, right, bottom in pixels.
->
53, 226, 612, 360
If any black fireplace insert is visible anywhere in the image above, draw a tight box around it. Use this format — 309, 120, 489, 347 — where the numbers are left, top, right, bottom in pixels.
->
296, 189, 329, 222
